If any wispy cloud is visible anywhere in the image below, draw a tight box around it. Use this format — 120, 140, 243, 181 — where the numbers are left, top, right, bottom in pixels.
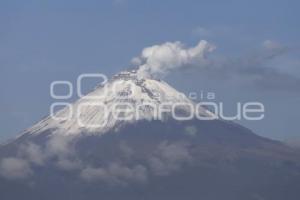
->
0, 136, 195, 185
148, 141, 192, 176
204, 40, 300, 90
80, 163, 148, 185
134, 40, 216, 78
0, 157, 32, 180
133, 39, 300, 91
192, 27, 213, 37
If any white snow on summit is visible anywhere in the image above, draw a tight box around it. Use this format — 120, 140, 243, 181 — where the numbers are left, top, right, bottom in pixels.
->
25, 70, 211, 136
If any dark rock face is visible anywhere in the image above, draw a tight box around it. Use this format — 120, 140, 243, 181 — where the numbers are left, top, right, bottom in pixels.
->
1, 119, 300, 200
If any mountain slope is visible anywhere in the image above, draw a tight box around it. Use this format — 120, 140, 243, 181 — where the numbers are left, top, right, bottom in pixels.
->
0, 70, 300, 200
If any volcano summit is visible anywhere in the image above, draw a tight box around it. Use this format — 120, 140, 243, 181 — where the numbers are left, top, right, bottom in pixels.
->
0, 70, 300, 200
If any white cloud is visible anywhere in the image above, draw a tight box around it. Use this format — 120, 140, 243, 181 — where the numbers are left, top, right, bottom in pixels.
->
184, 125, 198, 137
134, 40, 216, 78
1, 136, 195, 185
262, 40, 282, 50
148, 141, 192, 176
0, 157, 32, 180
19, 143, 45, 166
81, 166, 110, 182
80, 163, 148, 185
46, 135, 74, 157
119, 141, 134, 158
4, 135, 79, 175
133, 39, 299, 91
56, 158, 82, 171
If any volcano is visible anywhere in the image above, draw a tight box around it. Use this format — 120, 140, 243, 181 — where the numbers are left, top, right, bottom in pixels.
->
0, 70, 300, 200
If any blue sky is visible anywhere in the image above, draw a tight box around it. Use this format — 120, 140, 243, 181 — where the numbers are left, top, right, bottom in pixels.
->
0, 0, 300, 141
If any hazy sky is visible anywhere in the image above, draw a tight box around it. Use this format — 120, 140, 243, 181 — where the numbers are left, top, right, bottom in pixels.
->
0, 0, 300, 141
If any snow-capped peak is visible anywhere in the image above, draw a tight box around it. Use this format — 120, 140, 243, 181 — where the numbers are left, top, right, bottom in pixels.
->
25, 70, 210, 136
